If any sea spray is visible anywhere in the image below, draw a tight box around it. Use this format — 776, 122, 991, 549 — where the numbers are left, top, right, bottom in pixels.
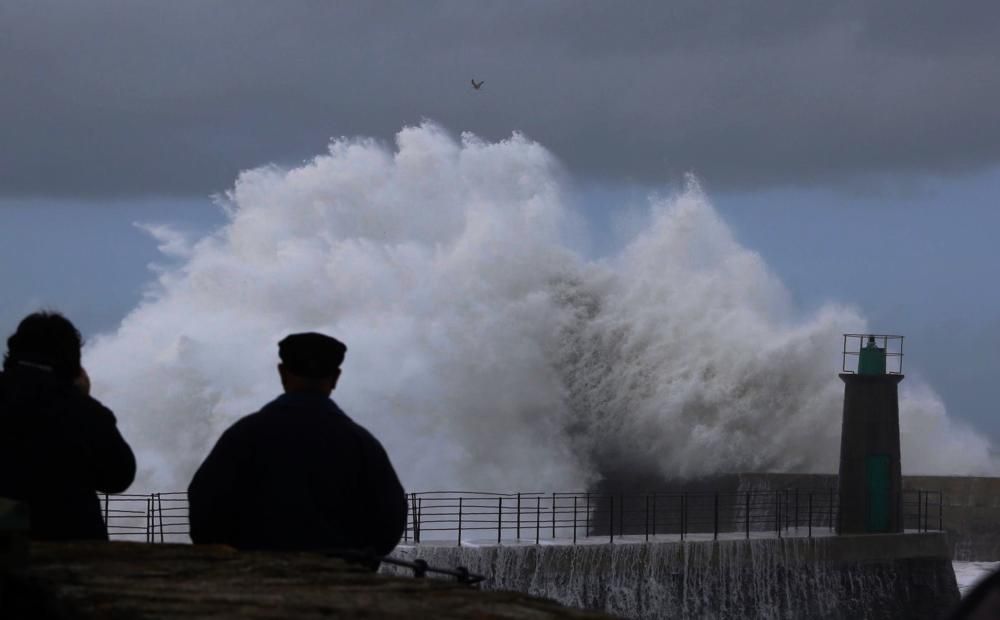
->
84, 122, 997, 493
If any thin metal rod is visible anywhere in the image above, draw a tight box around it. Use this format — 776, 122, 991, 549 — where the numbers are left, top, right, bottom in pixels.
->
829, 488, 834, 532
610, 495, 615, 544
681, 493, 686, 540
652, 494, 657, 538
745, 492, 750, 539
157, 493, 165, 543
536, 497, 541, 544
644, 495, 649, 542
917, 490, 922, 532
619, 494, 624, 538
713, 492, 719, 540
808, 493, 813, 537
551, 493, 556, 538
794, 488, 799, 532
517, 492, 521, 540
775, 492, 780, 538
573, 496, 578, 544
939, 491, 943, 532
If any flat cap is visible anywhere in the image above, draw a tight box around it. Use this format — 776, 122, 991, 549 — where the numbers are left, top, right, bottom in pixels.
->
278, 332, 347, 378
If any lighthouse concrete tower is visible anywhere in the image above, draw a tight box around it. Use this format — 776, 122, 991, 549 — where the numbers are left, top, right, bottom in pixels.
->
837, 334, 904, 534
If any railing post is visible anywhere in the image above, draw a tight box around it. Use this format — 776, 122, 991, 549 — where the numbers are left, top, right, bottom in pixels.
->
619, 494, 624, 538
783, 490, 787, 533
586, 492, 591, 536
146, 495, 152, 543
775, 491, 780, 538
939, 491, 943, 532
416, 497, 422, 544
497, 497, 502, 545
536, 497, 541, 544
828, 488, 834, 532
652, 494, 657, 538
808, 493, 813, 537
552, 493, 557, 539
745, 492, 751, 539
609, 495, 615, 544
680, 493, 686, 541
157, 493, 165, 543
924, 492, 930, 533
458, 497, 463, 546
916, 490, 922, 532
644, 495, 649, 542
794, 488, 799, 533
407, 493, 413, 543
517, 492, 522, 540
573, 496, 578, 544
713, 492, 719, 541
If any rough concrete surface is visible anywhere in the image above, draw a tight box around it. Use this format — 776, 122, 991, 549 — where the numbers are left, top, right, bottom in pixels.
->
0, 542, 614, 619
394, 533, 959, 619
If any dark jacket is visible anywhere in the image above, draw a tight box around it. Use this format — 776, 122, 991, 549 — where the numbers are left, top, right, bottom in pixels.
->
0, 367, 136, 540
187, 392, 407, 555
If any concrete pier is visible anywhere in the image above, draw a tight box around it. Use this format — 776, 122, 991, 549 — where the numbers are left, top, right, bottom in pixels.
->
392, 532, 959, 619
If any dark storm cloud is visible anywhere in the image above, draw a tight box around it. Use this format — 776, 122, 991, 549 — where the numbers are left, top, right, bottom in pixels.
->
2, 0, 999, 198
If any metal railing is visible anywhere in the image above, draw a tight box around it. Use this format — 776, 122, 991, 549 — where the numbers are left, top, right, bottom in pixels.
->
100, 488, 943, 544
842, 333, 904, 374
100, 492, 188, 542
404, 489, 943, 545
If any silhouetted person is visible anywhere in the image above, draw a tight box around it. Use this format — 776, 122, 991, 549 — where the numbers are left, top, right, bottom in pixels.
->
950, 567, 1000, 620
0, 312, 136, 540
187, 333, 407, 556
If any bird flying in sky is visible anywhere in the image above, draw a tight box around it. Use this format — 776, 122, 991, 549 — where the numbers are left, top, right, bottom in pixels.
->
471, 79, 484, 90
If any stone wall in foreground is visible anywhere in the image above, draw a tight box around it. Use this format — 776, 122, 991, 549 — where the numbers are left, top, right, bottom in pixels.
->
392, 533, 959, 620
0, 542, 613, 620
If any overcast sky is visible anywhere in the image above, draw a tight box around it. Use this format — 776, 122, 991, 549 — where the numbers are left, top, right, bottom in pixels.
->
3, 1, 1000, 442
4, 0, 1000, 196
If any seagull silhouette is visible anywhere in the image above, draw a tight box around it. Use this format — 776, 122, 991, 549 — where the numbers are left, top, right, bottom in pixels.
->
471, 79, 484, 90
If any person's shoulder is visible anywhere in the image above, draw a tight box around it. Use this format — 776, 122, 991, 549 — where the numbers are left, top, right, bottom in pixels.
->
68, 390, 118, 423
224, 404, 273, 434
206, 409, 268, 454
330, 402, 387, 448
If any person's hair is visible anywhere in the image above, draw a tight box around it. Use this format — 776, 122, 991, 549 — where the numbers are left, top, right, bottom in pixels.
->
3, 311, 83, 382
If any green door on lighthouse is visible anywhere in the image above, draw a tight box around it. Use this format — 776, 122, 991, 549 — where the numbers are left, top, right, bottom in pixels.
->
866, 454, 890, 532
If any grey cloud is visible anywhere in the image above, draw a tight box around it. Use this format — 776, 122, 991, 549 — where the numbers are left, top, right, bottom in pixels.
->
2, 0, 999, 198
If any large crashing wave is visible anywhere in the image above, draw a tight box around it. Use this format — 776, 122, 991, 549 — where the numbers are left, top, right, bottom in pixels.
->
85, 123, 997, 493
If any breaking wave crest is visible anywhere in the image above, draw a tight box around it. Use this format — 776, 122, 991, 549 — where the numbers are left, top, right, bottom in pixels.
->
84, 123, 997, 492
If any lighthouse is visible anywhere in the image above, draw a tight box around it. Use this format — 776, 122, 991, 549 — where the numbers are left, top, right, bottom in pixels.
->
837, 334, 904, 534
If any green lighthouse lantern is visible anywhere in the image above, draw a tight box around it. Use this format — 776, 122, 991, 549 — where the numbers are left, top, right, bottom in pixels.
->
857, 335, 887, 375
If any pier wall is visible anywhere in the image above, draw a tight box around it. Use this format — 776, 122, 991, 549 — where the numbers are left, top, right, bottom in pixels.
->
391, 532, 958, 619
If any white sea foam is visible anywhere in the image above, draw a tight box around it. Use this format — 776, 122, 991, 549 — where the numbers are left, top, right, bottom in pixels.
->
83, 122, 998, 493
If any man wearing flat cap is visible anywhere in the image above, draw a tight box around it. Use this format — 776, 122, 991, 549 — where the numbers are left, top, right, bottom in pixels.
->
187, 332, 407, 557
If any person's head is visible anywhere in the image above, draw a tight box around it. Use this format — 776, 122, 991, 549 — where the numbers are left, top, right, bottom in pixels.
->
3, 311, 83, 383
277, 332, 347, 395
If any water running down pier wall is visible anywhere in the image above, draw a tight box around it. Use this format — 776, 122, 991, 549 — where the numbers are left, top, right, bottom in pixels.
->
391, 533, 958, 619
